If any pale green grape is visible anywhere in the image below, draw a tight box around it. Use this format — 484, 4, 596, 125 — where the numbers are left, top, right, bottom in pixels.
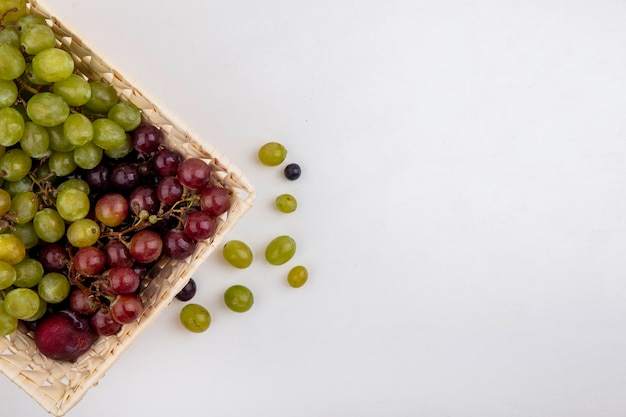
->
287, 265, 308, 288
48, 151, 77, 176
3, 287, 40, 319
63, 112, 93, 146
0, 261, 16, 290
0, 148, 32, 182
10, 191, 38, 224
38, 272, 70, 304
0, 1, 26, 23
258, 142, 287, 166
180, 303, 211, 333
84, 81, 118, 113
52, 74, 91, 106
0, 188, 9, 217
66, 218, 100, 247
2, 176, 32, 197
92, 118, 126, 150
275, 194, 297, 213
73, 141, 103, 169
0, 107, 25, 146
56, 187, 90, 222
224, 285, 254, 313
0, 301, 18, 336
20, 24, 55, 55
0, 28, 20, 49
222, 240, 253, 269
104, 133, 132, 159
0, 234, 24, 265
22, 298, 46, 321
31, 48, 75, 83
15, 13, 46, 30
265, 235, 296, 265
20, 121, 50, 158
47, 124, 75, 152
107, 101, 141, 131
0, 79, 17, 108
33, 208, 65, 243
13, 258, 44, 288
0, 43, 25, 80
26, 92, 70, 127
23, 62, 49, 86
11, 222, 39, 249
57, 178, 89, 195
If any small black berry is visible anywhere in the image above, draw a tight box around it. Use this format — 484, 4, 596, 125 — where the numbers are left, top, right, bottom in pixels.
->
284, 163, 301, 181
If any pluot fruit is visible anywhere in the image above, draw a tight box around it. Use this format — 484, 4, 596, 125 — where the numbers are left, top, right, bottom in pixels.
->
34, 310, 98, 361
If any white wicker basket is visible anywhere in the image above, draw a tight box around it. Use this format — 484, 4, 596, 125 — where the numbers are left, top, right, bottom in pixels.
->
0, 2, 255, 415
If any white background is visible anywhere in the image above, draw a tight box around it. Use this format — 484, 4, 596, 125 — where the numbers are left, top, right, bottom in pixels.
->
3, 0, 626, 416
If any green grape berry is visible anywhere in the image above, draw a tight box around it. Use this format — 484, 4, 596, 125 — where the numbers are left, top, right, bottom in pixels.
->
20, 24, 55, 55
275, 193, 297, 213
20, 121, 50, 159
3, 287, 40, 319
0, 79, 18, 108
224, 285, 254, 313
31, 48, 75, 83
0, 300, 18, 335
0, 43, 25, 81
52, 74, 92, 106
264, 235, 296, 266
84, 80, 118, 113
287, 265, 308, 288
33, 208, 65, 243
38, 272, 70, 304
180, 303, 211, 333
222, 240, 253, 269
108, 101, 141, 132
258, 141, 287, 166
63, 113, 94, 146
56, 187, 90, 222
66, 218, 100, 247
13, 258, 44, 288
92, 118, 126, 150
26, 92, 70, 128
0, 148, 32, 182
10, 191, 38, 224
0, 260, 16, 290
0, 106, 25, 147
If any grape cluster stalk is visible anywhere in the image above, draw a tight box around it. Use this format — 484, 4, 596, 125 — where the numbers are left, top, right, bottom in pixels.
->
0, 3, 232, 361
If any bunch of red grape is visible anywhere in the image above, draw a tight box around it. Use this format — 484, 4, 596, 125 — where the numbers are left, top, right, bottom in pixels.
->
0, 5, 233, 361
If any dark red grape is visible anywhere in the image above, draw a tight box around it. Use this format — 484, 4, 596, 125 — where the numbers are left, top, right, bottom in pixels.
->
129, 185, 158, 215
175, 278, 197, 302
131, 124, 161, 154
151, 148, 181, 177
69, 288, 100, 316
104, 240, 134, 268
111, 162, 140, 191
91, 308, 122, 336
184, 211, 217, 240
156, 176, 183, 205
110, 294, 144, 324
177, 157, 211, 190
129, 229, 163, 263
163, 229, 197, 259
73, 246, 106, 276
39, 243, 69, 272
107, 266, 140, 294
199, 186, 231, 217
84, 163, 111, 192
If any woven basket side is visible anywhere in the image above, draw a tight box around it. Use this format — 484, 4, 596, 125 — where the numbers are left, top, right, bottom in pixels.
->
0, 2, 255, 416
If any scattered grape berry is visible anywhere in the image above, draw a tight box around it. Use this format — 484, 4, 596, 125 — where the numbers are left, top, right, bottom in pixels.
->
283, 163, 301, 181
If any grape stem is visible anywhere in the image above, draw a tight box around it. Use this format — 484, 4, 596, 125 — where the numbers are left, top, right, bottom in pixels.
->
0, 7, 18, 29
